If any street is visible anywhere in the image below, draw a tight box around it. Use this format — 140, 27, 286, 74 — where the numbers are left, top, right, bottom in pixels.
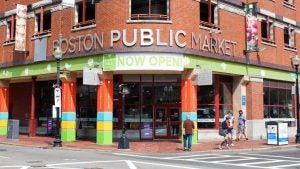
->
0, 144, 300, 169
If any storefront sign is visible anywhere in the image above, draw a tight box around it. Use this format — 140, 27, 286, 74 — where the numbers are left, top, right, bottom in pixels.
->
194, 69, 212, 86
278, 122, 288, 145
242, 96, 246, 106
54, 88, 61, 107
52, 29, 237, 57
83, 67, 101, 85
267, 125, 277, 145
103, 53, 184, 71
141, 122, 153, 139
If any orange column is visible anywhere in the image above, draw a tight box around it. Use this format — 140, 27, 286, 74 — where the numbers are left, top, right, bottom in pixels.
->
0, 81, 9, 136
96, 78, 113, 145
61, 81, 77, 141
181, 78, 198, 143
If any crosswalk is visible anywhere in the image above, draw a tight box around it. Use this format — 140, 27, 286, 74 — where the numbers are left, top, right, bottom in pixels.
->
165, 153, 300, 169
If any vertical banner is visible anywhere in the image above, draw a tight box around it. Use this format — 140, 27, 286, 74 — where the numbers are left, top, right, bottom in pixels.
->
244, 3, 258, 51
15, 4, 27, 52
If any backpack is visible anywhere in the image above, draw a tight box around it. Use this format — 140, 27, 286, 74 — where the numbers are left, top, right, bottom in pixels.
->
221, 120, 227, 129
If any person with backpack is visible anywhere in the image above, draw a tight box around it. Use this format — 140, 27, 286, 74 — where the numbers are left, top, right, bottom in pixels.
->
218, 115, 232, 149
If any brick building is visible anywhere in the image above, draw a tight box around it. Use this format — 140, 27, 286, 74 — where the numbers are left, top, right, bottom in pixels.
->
0, 0, 299, 145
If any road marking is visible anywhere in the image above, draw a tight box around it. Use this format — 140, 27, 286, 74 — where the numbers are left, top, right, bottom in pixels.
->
114, 153, 163, 159
126, 160, 137, 169
47, 160, 125, 166
20, 167, 30, 169
131, 160, 200, 169
213, 157, 259, 163
240, 153, 300, 160
164, 154, 215, 159
0, 155, 9, 159
239, 160, 285, 165
264, 163, 300, 168
0, 166, 28, 168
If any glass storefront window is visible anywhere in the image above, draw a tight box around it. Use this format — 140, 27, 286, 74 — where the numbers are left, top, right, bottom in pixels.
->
154, 83, 180, 104
76, 85, 97, 129
197, 75, 233, 129
263, 80, 294, 126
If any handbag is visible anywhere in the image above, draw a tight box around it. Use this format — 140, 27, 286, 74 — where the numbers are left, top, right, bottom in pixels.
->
219, 127, 227, 137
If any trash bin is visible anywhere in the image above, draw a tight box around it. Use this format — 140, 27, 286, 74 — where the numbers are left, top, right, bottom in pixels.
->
7, 119, 19, 140
266, 121, 288, 145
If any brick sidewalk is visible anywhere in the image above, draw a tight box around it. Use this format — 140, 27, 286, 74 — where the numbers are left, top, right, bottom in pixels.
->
0, 135, 298, 154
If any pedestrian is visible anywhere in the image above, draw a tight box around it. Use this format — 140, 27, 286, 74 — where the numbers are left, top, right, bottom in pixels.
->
183, 114, 195, 151
219, 115, 232, 149
224, 110, 234, 146
237, 110, 248, 141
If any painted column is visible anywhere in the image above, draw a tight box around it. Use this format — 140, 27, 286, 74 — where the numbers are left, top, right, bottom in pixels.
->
0, 81, 9, 136
61, 74, 77, 142
181, 70, 198, 144
97, 72, 113, 145
246, 76, 264, 140
29, 77, 37, 137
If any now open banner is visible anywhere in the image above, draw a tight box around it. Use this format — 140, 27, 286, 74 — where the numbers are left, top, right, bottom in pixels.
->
103, 53, 184, 71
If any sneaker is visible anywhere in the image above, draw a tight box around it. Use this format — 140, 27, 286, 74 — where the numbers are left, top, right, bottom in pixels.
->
183, 147, 187, 151
188, 148, 191, 151
218, 145, 222, 150
230, 143, 234, 146
245, 138, 249, 140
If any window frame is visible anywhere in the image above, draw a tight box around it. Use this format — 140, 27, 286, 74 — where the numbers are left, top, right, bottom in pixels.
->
199, 0, 219, 30
4, 15, 16, 44
73, 0, 96, 29
283, 0, 295, 9
129, 0, 170, 21
261, 16, 275, 44
283, 25, 296, 50
33, 7, 52, 38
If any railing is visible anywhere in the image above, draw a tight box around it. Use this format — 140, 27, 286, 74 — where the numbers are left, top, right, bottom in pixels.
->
200, 20, 220, 30
131, 14, 169, 20
72, 19, 96, 29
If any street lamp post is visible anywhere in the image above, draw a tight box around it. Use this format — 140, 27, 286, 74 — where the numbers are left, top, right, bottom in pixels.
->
292, 55, 300, 143
53, 35, 63, 147
118, 84, 130, 149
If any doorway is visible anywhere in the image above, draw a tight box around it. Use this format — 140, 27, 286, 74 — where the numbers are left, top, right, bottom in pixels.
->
154, 106, 181, 139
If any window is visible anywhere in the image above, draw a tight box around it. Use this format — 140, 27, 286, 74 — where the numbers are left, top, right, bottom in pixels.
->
200, 0, 219, 29
283, 0, 295, 8
284, 26, 296, 49
5, 15, 16, 43
130, 0, 169, 20
33, 7, 51, 37
73, 0, 95, 28
261, 16, 275, 44
197, 75, 232, 129
263, 80, 294, 126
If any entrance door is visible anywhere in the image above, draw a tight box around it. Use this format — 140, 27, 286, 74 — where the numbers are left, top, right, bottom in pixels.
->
154, 107, 181, 139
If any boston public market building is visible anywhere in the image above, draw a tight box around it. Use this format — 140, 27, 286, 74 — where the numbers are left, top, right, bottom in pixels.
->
0, 0, 299, 145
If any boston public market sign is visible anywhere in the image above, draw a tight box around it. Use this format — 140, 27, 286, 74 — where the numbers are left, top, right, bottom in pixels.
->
53, 28, 238, 57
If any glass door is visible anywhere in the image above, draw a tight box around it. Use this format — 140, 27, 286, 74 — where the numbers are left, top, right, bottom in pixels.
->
154, 107, 181, 139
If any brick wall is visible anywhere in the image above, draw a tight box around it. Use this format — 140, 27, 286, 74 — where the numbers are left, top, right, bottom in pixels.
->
246, 79, 264, 120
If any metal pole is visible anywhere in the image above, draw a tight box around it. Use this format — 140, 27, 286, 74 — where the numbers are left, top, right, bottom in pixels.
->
53, 33, 62, 147
122, 91, 126, 134
295, 65, 300, 143
53, 57, 62, 147
118, 84, 129, 149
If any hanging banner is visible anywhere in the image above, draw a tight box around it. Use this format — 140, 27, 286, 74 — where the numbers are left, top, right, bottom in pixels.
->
15, 4, 27, 52
83, 67, 102, 85
244, 3, 258, 51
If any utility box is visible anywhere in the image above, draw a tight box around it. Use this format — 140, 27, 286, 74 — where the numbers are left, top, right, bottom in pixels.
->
266, 121, 288, 145
7, 119, 19, 140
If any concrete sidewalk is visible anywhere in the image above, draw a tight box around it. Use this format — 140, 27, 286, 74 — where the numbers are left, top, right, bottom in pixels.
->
0, 135, 299, 154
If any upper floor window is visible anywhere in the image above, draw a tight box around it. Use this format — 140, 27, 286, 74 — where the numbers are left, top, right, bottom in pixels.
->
284, 26, 296, 50
73, 0, 95, 29
130, 0, 169, 20
283, 0, 295, 8
261, 16, 275, 44
200, 0, 219, 29
5, 15, 16, 43
33, 7, 51, 37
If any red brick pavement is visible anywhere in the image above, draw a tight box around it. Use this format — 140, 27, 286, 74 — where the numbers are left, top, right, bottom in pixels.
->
0, 135, 298, 154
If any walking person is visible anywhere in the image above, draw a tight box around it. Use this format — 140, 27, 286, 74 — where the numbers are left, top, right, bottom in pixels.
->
237, 110, 248, 141
219, 115, 232, 149
183, 114, 195, 151
224, 110, 234, 146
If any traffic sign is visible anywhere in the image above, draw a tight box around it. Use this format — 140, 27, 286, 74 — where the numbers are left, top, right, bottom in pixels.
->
54, 88, 61, 107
